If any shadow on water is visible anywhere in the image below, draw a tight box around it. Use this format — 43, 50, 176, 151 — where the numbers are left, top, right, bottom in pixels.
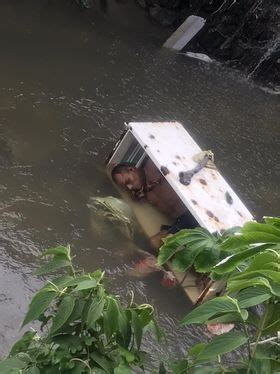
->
0, 0, 279, 364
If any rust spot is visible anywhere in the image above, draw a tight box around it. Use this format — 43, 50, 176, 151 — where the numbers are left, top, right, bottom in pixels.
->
237, 211, 244, 218
214, 216, 220, 222
206, 210, 214, 218
160, 166, 169, 176
172, 161, 177, 166
199, 178, 207, 186
144, 144, 148, 149
225, 191, 233, 205
191, 199, 198, 205
149, 134, 155, 139
175, 155, 181, 160
211, 172, 217, 179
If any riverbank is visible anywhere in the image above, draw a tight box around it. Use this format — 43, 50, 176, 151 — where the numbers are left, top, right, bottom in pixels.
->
136, 0, 280, 91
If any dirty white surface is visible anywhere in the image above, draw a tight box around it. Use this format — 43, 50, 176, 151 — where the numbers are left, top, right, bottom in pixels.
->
128, 121, 253, 233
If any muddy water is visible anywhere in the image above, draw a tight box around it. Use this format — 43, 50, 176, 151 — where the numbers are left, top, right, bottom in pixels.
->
0, 0, 279, 364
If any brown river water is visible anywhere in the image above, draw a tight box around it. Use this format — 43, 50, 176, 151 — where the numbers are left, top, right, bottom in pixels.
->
0, 0, 279, 366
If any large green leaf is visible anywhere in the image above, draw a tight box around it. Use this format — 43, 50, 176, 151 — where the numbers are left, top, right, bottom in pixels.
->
194, 248, 222, 273
35, 255, 71, 276
9, 331, 36, 355
67, 299, 85, 324
171, 249, 196, 272
50, 295, 75, 334
236, 287, 272, 308
157, 241, 179, 266
214, 247, 267, 274
181, 296, 239, 326
23, 288, 58, 326
197, 331, 248, 360
137, 305, 154, 327
114, 360, 132, 374
42, 246, 71, 260
245, 251, 279, 272
249, 358, 271, 374
86, 297, 105, 328
230, 270, 280, 284
91, 352, 113, 373
261, 303, 280, 336
0, 358, 26, 373
227, 277, 272, 294
158, 228, 219, 268
264, 216, 280, 229
131, 311, 143, 350
221, 232, 280, 252
104, 297, 119, 340
72, 279, 97, 292
242, 221, 280, 237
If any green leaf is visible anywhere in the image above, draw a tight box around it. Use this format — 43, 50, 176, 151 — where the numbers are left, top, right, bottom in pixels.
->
264, 216, 280, 229
221, 230, 280, 252
197, 331, 248, 360
207, 313, 243, 324
35, 255, 71, 276
157, 241, 179, 266
236, 286, 272, 308
233, 268, 280, 282
114, 360, 132, 374
137, 305, 154, 327
104, 297, 119, 339
242, 221, 280, 237
9, 331, 36, 355
158, 228, 219, 268
118, 346, 135, 363
169, 359, 189, 374
194, 248, 221, 273
91, 352, 113, 373
181, 296, 239, 326
0, 358, 26, 373
171, 249, 194, 272
87, 297, 105, 328
67, 299, 85, 324
131, 311, 143, 350
261, 303, 280, 336
227, 277, 272, 294
249, 358, 271, 374
188, 343, 206, 357
72, 279, 97, 292
22, 288, 58, 326
214, 247, 265, 274
246, 251, 279, 272
42, 246, 71, 260
50, 295, 75, 334
118, 308, 130, 346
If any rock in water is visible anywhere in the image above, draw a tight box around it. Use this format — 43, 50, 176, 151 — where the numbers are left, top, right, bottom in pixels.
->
87, 196, 137, 240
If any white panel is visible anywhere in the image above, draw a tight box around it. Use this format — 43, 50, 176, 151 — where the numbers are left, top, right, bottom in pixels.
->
163, 15, 206, 51
128, 121, 253, 233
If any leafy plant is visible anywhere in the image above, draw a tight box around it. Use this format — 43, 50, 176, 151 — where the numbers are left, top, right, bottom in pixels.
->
168, 217, 280, 373
0, 246, 162, 373
157, 227, 240, 274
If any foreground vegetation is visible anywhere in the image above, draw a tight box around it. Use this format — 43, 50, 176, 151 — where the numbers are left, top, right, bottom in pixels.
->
1, 217, 280, 373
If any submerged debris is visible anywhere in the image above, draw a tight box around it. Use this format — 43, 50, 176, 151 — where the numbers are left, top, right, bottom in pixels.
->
87, 196, 136, 240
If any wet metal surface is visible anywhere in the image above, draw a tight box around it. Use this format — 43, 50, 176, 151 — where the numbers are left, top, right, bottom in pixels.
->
0, 0, 279, 365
